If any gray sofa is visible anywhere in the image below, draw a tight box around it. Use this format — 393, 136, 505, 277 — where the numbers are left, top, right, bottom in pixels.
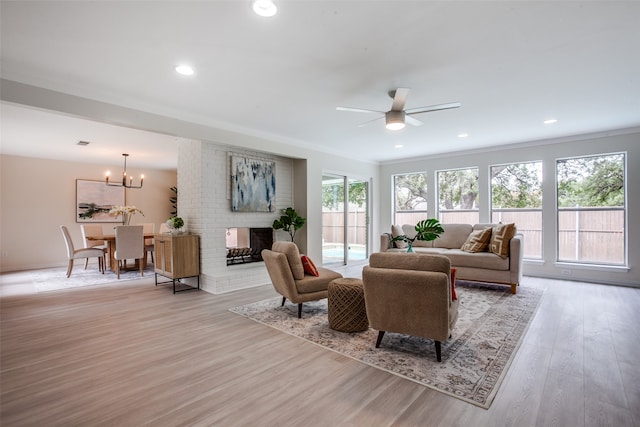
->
380, 223, 523, 294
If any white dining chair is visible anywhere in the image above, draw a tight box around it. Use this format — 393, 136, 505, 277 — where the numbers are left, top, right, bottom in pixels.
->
141, 223, 155, 264
60, 225, 105, 277
80, 223, 108, 269
114, 225, 145, 279
159, 222, 170, 233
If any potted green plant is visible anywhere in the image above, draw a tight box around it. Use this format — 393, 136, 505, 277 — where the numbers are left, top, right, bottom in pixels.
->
272, 207, 306, 242
166, 216, 184, 233
391, 218, 444, 252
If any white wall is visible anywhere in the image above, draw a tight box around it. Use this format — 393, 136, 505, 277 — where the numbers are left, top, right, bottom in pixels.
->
0, 154, 177, 272
178, 139, 295, 293
378, 130, 640, 287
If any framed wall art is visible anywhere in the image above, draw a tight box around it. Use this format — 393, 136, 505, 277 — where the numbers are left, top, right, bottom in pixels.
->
76, 179, 125, 223
231, 156, 276, 212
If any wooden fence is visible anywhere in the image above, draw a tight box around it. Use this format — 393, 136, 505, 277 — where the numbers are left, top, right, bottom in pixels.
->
324, 208, 625, 264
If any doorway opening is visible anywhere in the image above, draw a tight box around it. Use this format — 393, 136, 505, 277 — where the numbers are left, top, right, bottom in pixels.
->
321, 174, 369, 265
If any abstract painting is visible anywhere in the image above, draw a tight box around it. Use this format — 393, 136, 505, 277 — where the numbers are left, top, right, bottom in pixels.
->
76, 179, 125, 222
231, 156, 276, 212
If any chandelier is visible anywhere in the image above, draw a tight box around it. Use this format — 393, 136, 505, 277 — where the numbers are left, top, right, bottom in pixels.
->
106, 153, 144, 188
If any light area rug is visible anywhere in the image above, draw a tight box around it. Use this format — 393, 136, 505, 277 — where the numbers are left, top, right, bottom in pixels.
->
230, 282, 544, 409
30, 264, 154, 292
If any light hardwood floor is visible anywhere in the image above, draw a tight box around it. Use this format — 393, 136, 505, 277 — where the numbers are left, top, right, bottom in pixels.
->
1, 266, 639, 427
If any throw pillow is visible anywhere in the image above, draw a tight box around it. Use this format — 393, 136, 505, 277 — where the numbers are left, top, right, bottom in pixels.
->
301, 255, 319, 276
451, 267, 457, 301
391, 225, 407, 249
489, 223, 516, 259
460, 228, 492, 253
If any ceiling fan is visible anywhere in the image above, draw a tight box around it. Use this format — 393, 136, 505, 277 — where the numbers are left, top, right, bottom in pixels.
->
336, 88, 461, 131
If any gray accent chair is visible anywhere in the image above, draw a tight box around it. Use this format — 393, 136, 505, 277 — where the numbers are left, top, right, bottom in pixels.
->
362, 252, 459, 362
262, 242, 342, 318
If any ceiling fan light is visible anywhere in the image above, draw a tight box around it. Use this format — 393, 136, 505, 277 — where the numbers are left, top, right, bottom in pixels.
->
385, 111, 406, 131
386, 122, 405, 131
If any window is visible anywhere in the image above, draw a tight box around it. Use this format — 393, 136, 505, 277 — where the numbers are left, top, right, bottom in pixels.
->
437, 168, 479, 224
393, 173, 428, 225
491, 161, 543, 259
556, 153, 625, 265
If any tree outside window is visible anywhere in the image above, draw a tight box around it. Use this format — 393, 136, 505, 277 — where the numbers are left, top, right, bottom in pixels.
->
491, 161, 543, 259
393, 173, 428, 225
437, 168, 479, 224
556, 153, 625, 265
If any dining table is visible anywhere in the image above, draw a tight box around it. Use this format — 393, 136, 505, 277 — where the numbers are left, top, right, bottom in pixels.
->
87, 232, 156, 272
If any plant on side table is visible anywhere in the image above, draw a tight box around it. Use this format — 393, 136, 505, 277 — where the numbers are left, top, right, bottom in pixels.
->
166, 216, 185, 233
391, 218, 445, 252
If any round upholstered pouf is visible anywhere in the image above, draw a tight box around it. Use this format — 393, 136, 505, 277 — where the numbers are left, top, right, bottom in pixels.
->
328, 278, 368, 332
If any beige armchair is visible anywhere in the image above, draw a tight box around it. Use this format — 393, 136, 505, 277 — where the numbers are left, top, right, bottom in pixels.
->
362, 252, 459, 362
262, 242, 342, 318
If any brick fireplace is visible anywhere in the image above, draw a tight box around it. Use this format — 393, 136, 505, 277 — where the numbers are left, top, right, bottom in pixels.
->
226, 227, 274, 265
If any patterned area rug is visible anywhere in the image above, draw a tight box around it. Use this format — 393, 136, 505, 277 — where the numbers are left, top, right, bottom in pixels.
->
230, 282, 544, 408
30, 264, 154, 292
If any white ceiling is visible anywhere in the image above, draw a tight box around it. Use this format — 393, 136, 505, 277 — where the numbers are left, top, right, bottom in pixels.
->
1, 1, 639, 169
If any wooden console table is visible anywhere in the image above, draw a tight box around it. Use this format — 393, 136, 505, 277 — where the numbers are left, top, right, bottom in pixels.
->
154, 233, 200, 293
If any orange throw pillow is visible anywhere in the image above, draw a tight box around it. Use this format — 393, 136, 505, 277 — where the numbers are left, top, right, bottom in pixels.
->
450, 267, 457, 301
301, 255, 319, 276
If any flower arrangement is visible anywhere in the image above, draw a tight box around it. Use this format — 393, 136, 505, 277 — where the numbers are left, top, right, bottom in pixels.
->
109, 205, 144, 225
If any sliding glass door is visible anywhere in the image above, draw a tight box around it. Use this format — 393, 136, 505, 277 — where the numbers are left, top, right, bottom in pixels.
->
322, 174, 369, 265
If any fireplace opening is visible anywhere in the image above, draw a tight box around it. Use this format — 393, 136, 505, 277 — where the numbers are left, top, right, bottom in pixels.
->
226, 227, 273, 266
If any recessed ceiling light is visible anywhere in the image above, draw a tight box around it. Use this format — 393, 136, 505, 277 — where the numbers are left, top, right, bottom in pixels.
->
457, 133, 469, 138
394, 144, 404, 149
175, 64, 195, 76
543, 118, 558, 124
252, 0, 277, 17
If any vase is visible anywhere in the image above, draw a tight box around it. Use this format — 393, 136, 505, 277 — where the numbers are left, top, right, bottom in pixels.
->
406, 242, 414, 253
122, 213, 131, 225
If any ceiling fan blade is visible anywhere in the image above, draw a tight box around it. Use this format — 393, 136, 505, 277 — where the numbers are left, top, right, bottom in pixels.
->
336, 106, 384, 114
390, 87, 410, 111
405, 115, 424, 127
405, 102, 461, 115
357, 116, 384, 127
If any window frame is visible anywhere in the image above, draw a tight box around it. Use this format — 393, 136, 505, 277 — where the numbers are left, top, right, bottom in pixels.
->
555, 152, 627, 267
